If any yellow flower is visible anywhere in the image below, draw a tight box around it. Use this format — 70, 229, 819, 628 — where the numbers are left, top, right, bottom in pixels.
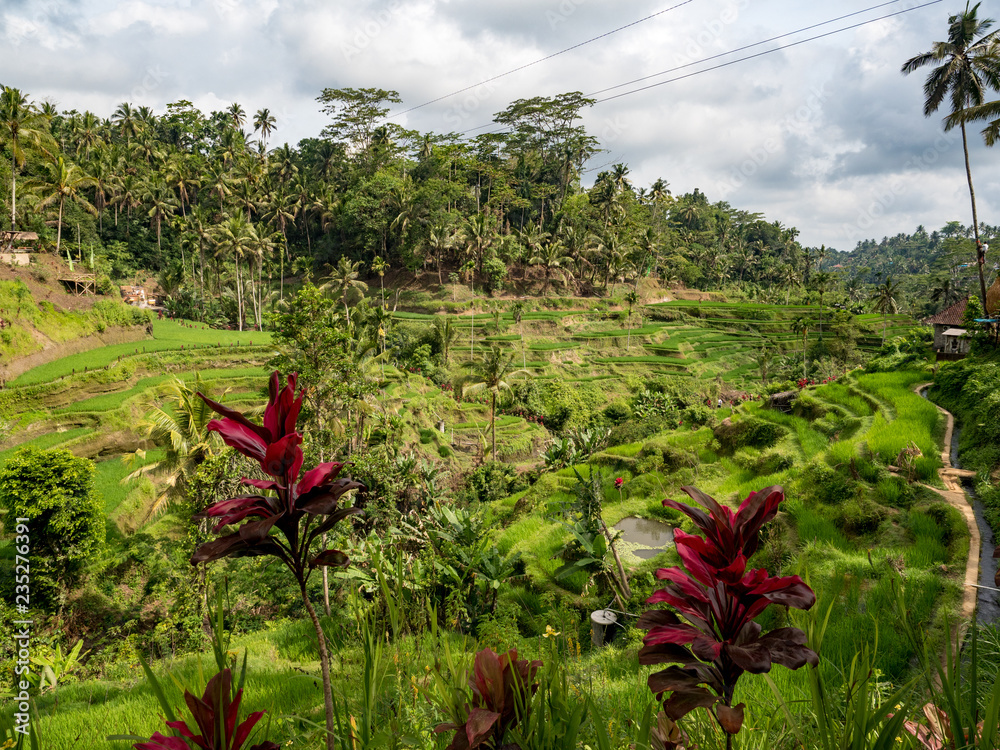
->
543, 625, 561, 638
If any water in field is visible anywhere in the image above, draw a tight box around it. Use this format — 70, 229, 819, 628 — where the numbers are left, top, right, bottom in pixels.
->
614, 516, 674, 560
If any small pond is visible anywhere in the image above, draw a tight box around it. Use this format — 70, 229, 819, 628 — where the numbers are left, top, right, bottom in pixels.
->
614, 516, 675, 560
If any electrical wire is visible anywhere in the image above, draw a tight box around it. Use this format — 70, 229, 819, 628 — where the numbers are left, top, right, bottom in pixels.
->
586, 0, 911, 98
453, 0, 942, 139
386, 0, 701, 119
594, 0, 944, 103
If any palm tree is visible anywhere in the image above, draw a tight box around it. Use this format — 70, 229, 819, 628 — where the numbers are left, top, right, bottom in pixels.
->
791, 317, 809, 379
870, 276, 901, 345
213, 214, 255, 330
0, 87, 56, 231
323, 257, 368, 326
126, 374, 224, 522
27, 156, 97, 255
253, 108, 276, 151
624, 290, 639, 351
144, 182, 178, 263
808, 271, 835, 341
510, 301, 526, 368
465, 346, 528, 461
426, 225, 455, 285
902, 2, 1000, 305
371, 255, 388, 308
227, 103, 247, 132
929, 276, 964, 311
433, 316, 458, 367
528, 238, 574, 294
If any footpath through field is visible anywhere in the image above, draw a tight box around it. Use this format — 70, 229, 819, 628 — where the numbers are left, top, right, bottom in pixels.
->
913, 383, 980, 623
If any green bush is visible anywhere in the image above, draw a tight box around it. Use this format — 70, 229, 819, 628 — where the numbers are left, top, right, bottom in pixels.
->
733, 448, 795, 476
606, 416, 674, 447
836, 496, 887, 535
798, 460, 854, 505
712, 416, 787, 453
602, 400, 632, 425
465, 461, 524, 503
638, 437, 698, 473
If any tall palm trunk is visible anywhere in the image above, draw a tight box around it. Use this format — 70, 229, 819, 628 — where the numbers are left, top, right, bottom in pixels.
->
56, 196, 64, 254
491, 391, 497, 460
962, 121, 989, 305
10, 156, 17, 231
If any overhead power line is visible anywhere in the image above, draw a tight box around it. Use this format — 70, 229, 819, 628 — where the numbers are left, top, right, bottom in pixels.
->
587, 0, 910, 98
457, 0, 943, 139
593, 0, 945, 103
386, 0, 701, 119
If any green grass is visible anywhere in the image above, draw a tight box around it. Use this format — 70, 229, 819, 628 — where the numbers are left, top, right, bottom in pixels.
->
12, 319, 272, 386
0, 427, 91, 465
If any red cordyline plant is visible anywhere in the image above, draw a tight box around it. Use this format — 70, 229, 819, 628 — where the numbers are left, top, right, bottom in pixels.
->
134, 669, 278, 750
638, 485, 818, 749
192, 372, 364, 750
435, 648, 542, 750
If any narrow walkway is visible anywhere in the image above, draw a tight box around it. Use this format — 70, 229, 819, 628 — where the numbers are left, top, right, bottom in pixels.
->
914, 384, 980, 623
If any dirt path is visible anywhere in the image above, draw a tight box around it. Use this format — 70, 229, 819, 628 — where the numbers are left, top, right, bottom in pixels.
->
915, 384, 980, 623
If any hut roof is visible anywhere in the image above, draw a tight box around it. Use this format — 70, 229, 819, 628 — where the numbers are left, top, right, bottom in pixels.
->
924, 297, 969, 326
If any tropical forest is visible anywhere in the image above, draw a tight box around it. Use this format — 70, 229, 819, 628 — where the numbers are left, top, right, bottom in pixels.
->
1, 5, 1000, 750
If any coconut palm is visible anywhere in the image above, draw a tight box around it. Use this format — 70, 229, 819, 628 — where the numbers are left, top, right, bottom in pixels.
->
929, 276, 964, 311
465, 346, 529, 460
26, 155, 97, 255
902, 2, 1000, 305
0, 87, 56, 231
528, 238, 574, 294
510, 301, 527, 368
126, 374, 225, 522
371, 255, 388, 308
791, 317, 809, 379
624, 290, 639, 350
433, 315, 458, 367
323, 257, 368, 326
426, 224, 456, 285
213, 214, 255, 330
870, 276, 901, 345
253, 108, 276, 151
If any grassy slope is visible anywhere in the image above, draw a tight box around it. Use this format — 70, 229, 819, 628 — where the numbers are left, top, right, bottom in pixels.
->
0, 293, 949, 748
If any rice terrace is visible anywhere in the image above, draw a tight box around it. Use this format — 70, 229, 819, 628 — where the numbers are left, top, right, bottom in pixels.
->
3, 2, 1000, 749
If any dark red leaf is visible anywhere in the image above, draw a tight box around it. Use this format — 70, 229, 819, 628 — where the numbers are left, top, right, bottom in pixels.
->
661, 688, 719, 720
297, 461, 346, 496
716, 703, 745, 734
310, 549, 350, 568
297, 481, 365, 515
464, 708, 500, 749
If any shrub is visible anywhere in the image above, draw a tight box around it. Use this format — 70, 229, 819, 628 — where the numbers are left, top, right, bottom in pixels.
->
602, 400, 632, 425
798, 460, 854, 505
734, 448, 795, 476
466, 461, 523, 503
836, 496, 887, 534
638, 437, 698, 473
713, 416, 787, 453
607, 416, 674, 446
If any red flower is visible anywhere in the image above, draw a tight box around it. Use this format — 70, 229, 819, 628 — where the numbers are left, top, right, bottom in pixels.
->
615, 477, 624, 489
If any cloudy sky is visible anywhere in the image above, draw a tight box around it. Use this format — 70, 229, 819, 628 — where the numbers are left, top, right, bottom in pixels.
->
3, 0, 998, 252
